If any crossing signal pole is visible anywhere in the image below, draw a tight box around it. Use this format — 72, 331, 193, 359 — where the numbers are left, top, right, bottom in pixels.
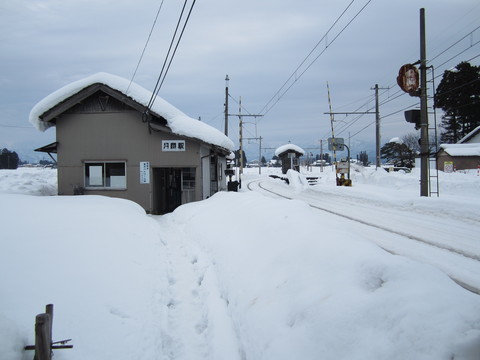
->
419, 8, 430, 197
396, 8, 430, 197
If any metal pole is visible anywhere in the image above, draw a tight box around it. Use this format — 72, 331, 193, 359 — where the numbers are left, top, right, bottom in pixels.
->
320, 139, 324, 172
259, 136, 262, 175
375, 84, 381, 169
420, 8, 430, 196
239, 96, 243, 177
224, 75, 229, 136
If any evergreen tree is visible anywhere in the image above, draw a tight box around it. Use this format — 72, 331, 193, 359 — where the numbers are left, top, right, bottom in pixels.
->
234, 149, 247, 167
435, 62, 480, 143
358, 151, 369, 166
0, 148, 20, 169
320, 153, 331, 163
260, 156, 267, 165
380, 141, 415, 169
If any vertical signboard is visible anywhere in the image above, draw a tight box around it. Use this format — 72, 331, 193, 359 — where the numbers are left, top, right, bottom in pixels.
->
444, 161, 454, 173
140, 161, 150, 184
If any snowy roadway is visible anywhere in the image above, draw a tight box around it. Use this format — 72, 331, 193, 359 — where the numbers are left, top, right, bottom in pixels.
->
245, 174, 480, 294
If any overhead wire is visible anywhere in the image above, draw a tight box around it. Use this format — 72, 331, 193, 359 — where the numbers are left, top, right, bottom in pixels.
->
258, 0, 373, 118
328, 25, 480, 141
428, 25, 480, 64
433, 40, 480, 70
147, 0, 189, 110
147, 0, 197, 111
151, 0, 197, 105
258, 0, 356, 116
127, 0, 166, 93
0, 124, 34, 129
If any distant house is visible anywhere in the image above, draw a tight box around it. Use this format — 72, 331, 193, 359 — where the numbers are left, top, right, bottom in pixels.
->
275, 144, 305, 174
31, 72, 234, 214
437, 126, 480, 171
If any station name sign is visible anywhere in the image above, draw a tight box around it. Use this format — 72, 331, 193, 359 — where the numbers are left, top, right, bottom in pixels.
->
162, 140, 186, 152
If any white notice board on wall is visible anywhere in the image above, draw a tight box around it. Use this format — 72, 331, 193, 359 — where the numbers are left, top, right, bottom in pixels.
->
140, 161, 150, 184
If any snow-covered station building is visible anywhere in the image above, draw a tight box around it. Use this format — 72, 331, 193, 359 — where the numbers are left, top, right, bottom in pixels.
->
275, 144, 305, 174
30, 72, 234, 214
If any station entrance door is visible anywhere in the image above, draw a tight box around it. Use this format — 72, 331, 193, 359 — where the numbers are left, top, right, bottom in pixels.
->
152, 168, 195, 214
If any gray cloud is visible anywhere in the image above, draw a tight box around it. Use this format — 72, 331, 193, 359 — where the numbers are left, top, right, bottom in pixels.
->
1, 0, 479, 161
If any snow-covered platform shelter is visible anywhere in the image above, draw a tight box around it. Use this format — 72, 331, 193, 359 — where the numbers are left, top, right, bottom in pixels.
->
275, 144, 305, 174
30, 72, 234, 214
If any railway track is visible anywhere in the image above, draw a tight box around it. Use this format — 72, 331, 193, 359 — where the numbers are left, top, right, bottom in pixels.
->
247, 179, 480, 295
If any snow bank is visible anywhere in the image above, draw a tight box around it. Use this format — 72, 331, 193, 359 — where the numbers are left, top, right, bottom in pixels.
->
169, 191, 480, 360
1, 167, 480, 359
29, 72, 234, 151
0, 168, 57, 196
0, 193, 166, 360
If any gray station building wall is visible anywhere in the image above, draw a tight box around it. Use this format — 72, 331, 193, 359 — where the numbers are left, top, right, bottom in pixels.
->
55, 110, 218, 212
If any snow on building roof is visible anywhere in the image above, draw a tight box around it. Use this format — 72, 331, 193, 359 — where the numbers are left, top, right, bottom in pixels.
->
439, 143, 480, 157
29, 72, 234, 151
388, 137, 403, 144
458, 125, 480, 144
274, 144, 305, 157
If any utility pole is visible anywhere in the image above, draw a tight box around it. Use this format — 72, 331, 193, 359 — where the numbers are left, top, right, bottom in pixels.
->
375, 84, 380, 168
239, 96, 243, 175
320, 139, 324, 172
259, 136, 262, 174
326, 84, 388, 169
419, 8, 429, 196
244, 136, 263, 175
228, 96, 263, 182
224, 75, 229, 136
370, 84, 390, 169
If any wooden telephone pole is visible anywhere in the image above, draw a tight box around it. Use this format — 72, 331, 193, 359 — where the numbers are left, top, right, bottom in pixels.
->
371, 84, 390, 168
224, 75, 229, 136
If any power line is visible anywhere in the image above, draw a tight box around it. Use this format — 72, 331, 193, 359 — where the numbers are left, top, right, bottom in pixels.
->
152, 0, 197, 104
147, 0, 197, 111
434, 40, 480, 70
325, 15, 480, 143
258, 0, 355, 116
127, 0, 166, 93
428, 25, 480, 64
0, 124, 34, 129
147, 0, 188, 110
258, 0, 373, 118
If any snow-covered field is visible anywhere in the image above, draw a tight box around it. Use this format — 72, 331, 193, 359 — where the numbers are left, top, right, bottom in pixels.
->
1, 166, 479, 360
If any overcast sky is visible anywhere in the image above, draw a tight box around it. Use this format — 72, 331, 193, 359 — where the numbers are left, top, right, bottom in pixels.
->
1, 0, 479, 161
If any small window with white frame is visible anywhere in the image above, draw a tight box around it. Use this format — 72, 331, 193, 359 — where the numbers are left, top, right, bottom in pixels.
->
85, 161, 126, 189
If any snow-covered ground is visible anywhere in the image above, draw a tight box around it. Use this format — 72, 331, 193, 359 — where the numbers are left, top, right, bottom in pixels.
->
1, 166, 479, 360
